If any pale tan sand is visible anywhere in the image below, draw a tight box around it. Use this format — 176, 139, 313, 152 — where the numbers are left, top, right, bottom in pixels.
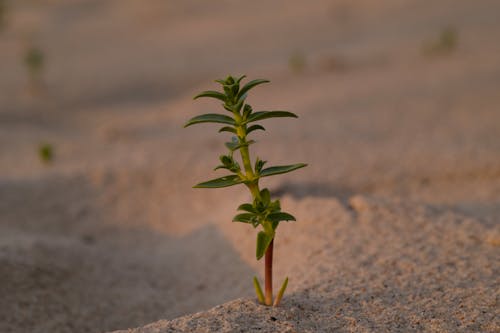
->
1, 0, 499, 332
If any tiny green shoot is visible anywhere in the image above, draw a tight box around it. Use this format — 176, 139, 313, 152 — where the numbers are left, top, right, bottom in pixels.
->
186, 75, 307, 306
38, 143, 53, 164
422, 26, 458, 56
0, 0, 6, 31
253, 276, 265, 304
24, 46, 45, 89
273, 276, 288, 307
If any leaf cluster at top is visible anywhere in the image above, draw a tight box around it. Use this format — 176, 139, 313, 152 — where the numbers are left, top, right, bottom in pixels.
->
186, 75, 305, 186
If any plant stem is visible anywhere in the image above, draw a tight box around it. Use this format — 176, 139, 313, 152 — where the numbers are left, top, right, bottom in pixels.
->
239, 144, 254, 176
265, 238, 274, 305
237, 121, 273, 306
236, 125, 261, 199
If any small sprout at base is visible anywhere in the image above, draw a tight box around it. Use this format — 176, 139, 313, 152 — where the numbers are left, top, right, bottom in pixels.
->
253, 276, 265, 304
273, 277, 289, 307
187, 75, 307, 306
38, 143, 54, 164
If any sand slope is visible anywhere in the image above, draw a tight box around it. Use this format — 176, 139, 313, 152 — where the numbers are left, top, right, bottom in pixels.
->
114, 197, 498, 332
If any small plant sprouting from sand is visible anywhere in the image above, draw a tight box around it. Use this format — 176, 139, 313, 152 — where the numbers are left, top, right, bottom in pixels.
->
422, 26, 458, 56
0, 0, 7, 31
186, 75, 307, 306
38, 143, 54, 164
23, 45, 45, 93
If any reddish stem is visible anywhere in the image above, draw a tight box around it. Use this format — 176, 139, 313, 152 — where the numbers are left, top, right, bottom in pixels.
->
265, 238, 274, 305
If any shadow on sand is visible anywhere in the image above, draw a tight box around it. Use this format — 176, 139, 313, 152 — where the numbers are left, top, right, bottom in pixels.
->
0, 174, 255, 333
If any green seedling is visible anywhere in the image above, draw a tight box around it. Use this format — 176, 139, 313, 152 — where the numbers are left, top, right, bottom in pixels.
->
186, 75, 307, 306
422, 26, 458, 56
24, 46, 45, 84
0, 0, 7, 31
38, 143, 53, 164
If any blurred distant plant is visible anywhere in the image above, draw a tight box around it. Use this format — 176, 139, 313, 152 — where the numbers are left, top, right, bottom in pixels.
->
0, 0, 6, 31
38, 143, 54, 164
288, 51, 306, 74
422, 26, 458, 56
186, 75, 307, 306
23, 46, 45, 88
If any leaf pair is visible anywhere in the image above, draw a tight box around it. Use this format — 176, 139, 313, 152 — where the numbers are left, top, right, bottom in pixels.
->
234, 188, 296, 260
194, 163, 307, 189
184, 110, 298, 129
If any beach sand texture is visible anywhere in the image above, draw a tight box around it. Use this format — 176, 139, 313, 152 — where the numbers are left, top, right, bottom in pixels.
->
0, 0, 499, 332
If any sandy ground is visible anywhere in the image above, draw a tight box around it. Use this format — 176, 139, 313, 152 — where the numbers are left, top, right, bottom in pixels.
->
0, 0, 499, 332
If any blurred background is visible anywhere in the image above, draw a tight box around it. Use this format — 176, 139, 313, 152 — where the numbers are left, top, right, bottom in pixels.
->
0, 0, 499, 332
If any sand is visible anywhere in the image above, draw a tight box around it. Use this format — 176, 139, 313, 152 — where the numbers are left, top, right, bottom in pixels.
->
0, 0, 499, 332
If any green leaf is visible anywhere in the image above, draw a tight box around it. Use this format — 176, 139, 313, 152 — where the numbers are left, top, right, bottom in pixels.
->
242, 104, 253, 119
256, 231, 274, 260
193, 90, 226, 102
214, 164, 240, 173
245, 111, 298, 124
220, 155, 232, 165
237, 79, 270, 100
271, 220, 279, 230
247, 124, 265, 134
194, 175, 242, 188
223, 104, 234, 112
253, 276, 265, 304
268, 199, 281, 212
184, 114, 235, 127
214, 155, 239, 172
273, 277, 288, 306
236, 75, 247, 84
260, 188, 271, 206
213, 165, 227, 171
260, 163, 307, 177
219, 126, 237, 134
254, 188, 271, 212
268, 212, 296, 222
237, 203, 256, 213
254, 157, 267, 173
232, 213, 256, 223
